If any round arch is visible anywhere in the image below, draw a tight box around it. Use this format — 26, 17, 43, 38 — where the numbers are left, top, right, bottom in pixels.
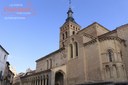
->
55, 70, 65, 85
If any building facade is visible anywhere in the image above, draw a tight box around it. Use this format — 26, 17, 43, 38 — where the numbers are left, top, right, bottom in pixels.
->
0, 45, 9, 85
16, 7, 128, 85
3, 62, 14, 85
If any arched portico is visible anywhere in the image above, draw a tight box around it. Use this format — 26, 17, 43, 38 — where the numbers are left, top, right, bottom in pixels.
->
55, 71, 64, 85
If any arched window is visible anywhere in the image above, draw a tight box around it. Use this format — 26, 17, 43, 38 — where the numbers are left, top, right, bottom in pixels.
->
50, 59, 52, 68
108, 49, 114, 62
72, 31, 75, 35
62, 33, 64, 40
62, 42, 64, 47
47, 60, 49, 69
74, 42, 78, 56
122, 65, 126, 78
4, 55, 6, 60
113, 65, 118, 78
120, 51, 123, 61
65, 31, 68, 38
69, 44, 73, 58
105, 65, 111, 79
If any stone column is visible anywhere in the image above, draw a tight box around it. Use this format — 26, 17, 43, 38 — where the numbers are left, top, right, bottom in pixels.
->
29, 80, 30, 85
33, 80, 35, 85
36, 79, 38, 85
35, 79, 37, 85
32, 79, 35, 85
109, 64, 113, 78
51, 71, 55, 85
31, 80, 33, 85
42, 77, 44, 85
45, 78, 47, 85
40, 78, 42, 85
38, 79, 40, 85
30, 80, 32, 85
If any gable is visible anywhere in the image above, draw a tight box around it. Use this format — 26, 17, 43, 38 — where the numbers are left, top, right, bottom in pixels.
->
78, 22, 110, 37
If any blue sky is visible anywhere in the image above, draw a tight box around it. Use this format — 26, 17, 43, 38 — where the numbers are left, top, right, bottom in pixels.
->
0, 0, 128, 73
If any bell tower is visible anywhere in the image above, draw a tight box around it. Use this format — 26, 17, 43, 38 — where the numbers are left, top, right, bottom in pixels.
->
59, 2, 81, 48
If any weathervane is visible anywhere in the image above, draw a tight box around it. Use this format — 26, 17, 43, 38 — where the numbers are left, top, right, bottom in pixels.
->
69, 0, 72, 8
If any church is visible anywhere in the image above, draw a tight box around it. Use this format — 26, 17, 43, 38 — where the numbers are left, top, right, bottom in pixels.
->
16, 6, 128, 85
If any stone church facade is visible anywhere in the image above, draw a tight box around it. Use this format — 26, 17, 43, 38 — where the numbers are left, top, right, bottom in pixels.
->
17, 8, 128, 85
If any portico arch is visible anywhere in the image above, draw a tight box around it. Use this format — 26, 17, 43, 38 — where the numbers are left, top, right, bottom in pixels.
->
55, 71, 64, 85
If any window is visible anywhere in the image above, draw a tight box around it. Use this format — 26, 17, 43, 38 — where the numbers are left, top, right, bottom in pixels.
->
113, 65, 118, 78
0, 71, 2, 80
69, 44, 73, 58
62, 33, 64, 40
47, 60, 49, 69
120, 51, 123, 61
122, 65, 126, 78
108, 49, 113, 62
72, 31, 75, 35
4, 55, 6, 60
62, 42, 64, 47
105, 65, 111, 78
65, 31, 68, 38
50, 59, 52, 68
76, 27, 77, 31
74, 42, 78, 56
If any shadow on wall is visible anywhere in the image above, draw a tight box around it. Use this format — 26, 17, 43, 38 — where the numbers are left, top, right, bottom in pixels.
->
76, 81, 128, 85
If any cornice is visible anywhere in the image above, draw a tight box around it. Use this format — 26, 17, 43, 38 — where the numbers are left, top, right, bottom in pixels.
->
84, 36, 124, 46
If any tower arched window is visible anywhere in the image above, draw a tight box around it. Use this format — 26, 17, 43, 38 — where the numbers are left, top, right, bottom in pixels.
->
74, 42, 78, 56
120, 51, 123, 61
62, 42, 64, 47
72, 31, 75, 35
65, 31, 68, 38
108, 49, 114, 62
69, 44, 73, 58
62, 33, 64, 40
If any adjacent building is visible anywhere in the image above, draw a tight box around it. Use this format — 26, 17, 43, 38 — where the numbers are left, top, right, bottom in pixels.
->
13, 73, 25, 85
0, 45, 9, 85
3, 62, 15, 85
0, 45, 15, 85
14, 7, 128, 85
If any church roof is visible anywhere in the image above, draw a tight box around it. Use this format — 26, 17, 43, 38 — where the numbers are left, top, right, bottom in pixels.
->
36, 48, 64, 62
78, 22, 110, 34
116, 23, 128, 29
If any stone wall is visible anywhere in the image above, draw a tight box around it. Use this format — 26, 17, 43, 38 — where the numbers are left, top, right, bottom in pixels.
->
36, 49, 67, 73
84, 42, 102, 82
117, 25, 128, 80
